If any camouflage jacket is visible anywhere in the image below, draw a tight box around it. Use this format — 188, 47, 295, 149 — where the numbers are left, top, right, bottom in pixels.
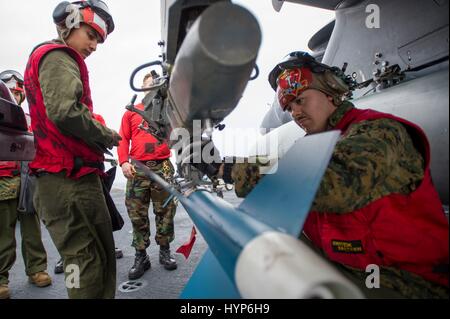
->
230, 102, 450, 298
0, 176, 21, 201
232, 101, 425, 214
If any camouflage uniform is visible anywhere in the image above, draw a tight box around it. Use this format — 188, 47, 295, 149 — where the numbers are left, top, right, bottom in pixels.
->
0, 173, 48, 286
231, 158, 265, 198
126, 159, 177, 250
232, 102, 449, 298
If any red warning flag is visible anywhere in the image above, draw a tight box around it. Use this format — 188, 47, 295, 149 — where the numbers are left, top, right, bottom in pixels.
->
176, 226, 197, 259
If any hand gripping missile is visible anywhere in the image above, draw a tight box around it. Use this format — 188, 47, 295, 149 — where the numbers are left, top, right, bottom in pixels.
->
133, 131, 364, 299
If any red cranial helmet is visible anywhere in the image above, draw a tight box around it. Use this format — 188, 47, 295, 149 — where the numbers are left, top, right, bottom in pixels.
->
53, 0, 114, 42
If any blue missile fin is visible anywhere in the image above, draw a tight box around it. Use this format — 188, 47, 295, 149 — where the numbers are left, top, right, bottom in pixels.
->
238, 131, 340, 236
180, 249, 241, 299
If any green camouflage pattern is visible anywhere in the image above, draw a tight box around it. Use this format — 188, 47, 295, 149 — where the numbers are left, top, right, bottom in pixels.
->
231, 157, 268, 198
0, 176, 21, 201
340, 264, 449, 299
312, 102, 424, 213
125, 159, 177, 250
231, 102, 440, 297
232, 102, 424, 213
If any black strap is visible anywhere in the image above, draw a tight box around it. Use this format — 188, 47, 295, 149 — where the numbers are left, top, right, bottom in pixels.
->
71, 157, 105, 176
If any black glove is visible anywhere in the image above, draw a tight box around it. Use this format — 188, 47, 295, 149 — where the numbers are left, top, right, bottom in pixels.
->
221, 158, 235, 184
179, 138, 222, 179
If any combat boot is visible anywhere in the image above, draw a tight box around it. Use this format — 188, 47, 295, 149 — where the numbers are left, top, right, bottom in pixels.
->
159, 245, 177, 270
28, 271, 52, 287
128, 250, 151, 280
0, 284, 10, 299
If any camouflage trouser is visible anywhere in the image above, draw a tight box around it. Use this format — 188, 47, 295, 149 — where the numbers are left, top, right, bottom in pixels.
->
34, 172, 116, 299
0, 198, 48, 285
125, 159, 177, 250
299, 233, 449, 299
338, 264, 449, 299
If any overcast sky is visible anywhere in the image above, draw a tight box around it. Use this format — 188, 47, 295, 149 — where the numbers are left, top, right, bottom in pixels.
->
0, 0, 334, 184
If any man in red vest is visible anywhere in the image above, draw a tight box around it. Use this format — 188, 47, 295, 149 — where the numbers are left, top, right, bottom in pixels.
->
24, 1, 121, 299
198, 52, 449, 298
52, 112, 124, 275
0, 71, 52, 299
118, 73, 178, 280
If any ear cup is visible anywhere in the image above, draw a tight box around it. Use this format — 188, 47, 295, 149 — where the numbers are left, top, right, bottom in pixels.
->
53, 1, 71, 25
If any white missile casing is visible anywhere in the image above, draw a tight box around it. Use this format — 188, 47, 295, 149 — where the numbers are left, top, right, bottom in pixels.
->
235, 231, 364, 299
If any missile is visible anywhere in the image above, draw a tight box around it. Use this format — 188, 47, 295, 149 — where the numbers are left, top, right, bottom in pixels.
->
260, 96, 294, 134
133, 131, 364, 299
166, 2, 262, 134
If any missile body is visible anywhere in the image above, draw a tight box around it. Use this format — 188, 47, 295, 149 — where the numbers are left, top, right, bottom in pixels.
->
167, 2, 262, 133
134, 132, 364, 299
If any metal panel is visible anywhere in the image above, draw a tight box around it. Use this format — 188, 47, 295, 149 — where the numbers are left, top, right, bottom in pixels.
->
324, 0, 449, 98
0, 128, 35, 161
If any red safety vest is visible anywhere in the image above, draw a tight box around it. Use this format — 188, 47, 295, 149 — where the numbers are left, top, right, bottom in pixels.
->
92, 113, 106, 126
303, 107, 449, 287
24, 43, 104, 179
117, 103, 171, 166
0, 161, 20, 177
